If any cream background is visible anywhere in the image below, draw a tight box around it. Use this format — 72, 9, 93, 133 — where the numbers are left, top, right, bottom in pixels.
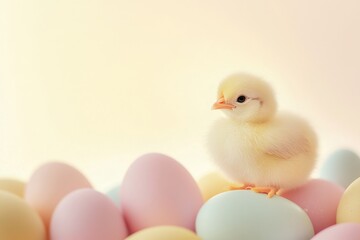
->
1, 0, 360, 190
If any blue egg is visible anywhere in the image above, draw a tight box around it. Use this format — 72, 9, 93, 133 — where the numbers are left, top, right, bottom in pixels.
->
319, 149, 360, 188
106, 185, 121, 208
196, 190, 314, 240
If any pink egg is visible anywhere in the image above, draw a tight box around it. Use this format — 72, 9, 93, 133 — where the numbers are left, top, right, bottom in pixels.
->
282, 179, 344, 233
311, 223, 360, 240
121, 153, 203, 233
50, 189, 128, 240
25, 162, 92, 229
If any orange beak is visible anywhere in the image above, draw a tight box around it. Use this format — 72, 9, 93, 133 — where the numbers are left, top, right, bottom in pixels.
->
212, 96, 236, 110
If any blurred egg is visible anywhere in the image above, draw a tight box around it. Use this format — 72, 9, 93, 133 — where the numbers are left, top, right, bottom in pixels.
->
282, 179, 344, 233
0, 190, 46, 240
125, 226, 201, 240
106, 185, 121, 208
196, 190, 314, 240
121, 153, 203, 233
337, 176, 360, 223
311, 223, 360, 240
0, 178, 25, 198
319, 149, 360, 188
51, 189, 128, 240
197, 172, 232, 201
25, 162, 92, 228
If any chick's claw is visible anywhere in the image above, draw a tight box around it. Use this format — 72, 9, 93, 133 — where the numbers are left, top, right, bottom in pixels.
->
251, 186, 281, 198
229, 183, 255, 191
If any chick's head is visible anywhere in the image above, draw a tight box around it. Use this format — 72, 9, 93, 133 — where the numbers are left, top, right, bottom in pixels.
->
213, 73, 277, 123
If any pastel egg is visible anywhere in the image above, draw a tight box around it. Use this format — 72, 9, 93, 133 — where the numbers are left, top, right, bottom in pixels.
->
25, 162, 92, 229
106, 185, 121, 208
125, 226, 201, 240
50, 189, 128, 240
0, 178, 25, 198
311, 223, 360, 240
337, 176, 360, 223
197, 172, 232, 201
282, 179, 344, 233
0, 190, 46, 240
196, 190, 314, 240
121, 153, 203, 233
319, 149, 360, 188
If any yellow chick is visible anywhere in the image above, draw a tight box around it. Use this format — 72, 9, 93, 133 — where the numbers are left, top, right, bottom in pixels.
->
207, 73, 317, 197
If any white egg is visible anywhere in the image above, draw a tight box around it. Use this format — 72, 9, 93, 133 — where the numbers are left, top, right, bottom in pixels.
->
319, 149, 360, 188
196, 190, 314, 240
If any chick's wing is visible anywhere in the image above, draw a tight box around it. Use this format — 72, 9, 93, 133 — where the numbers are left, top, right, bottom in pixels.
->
262, 113, 312, 160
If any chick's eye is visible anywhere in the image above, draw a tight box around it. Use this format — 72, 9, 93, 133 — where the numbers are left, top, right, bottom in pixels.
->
237, 95, 247, 103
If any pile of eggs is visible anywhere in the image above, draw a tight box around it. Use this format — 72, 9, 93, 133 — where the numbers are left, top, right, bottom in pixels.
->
1, 150, 360, 240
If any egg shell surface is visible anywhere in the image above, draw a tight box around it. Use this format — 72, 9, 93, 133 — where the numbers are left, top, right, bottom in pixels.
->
0, 190, 46, 240
197, 172, 232, 201
50, 188, 128, 240
196, 190, 314, 240
125, 226, 201, 240
337, 176, 360, 223
121, 153, 203, 233
311, 223, 360, 240
282, 179, 344, 233
106, 184, 121, 208
319, 149, 360, 188
0, 178, 25, 198
25, 162, 92, 228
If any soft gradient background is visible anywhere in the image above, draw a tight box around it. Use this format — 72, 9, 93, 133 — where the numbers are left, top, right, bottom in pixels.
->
1, 0, 359, 190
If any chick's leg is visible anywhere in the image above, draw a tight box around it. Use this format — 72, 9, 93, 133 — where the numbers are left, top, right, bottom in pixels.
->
251, 186, 282, 198
229, 183, 255, 190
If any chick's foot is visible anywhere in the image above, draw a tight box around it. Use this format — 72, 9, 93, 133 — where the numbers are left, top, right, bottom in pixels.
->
251, 186, 282, 198
229, 183, 255, 191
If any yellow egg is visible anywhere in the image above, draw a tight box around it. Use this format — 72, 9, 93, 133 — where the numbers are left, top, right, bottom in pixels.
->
0, 190, 46, 240
125, 226, 201, 240
337, 176, 360, 223
0, 178, 25, 198
197, 172, 232, 201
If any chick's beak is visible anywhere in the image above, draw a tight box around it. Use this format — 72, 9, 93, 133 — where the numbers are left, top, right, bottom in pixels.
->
212, 96, 236, 110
